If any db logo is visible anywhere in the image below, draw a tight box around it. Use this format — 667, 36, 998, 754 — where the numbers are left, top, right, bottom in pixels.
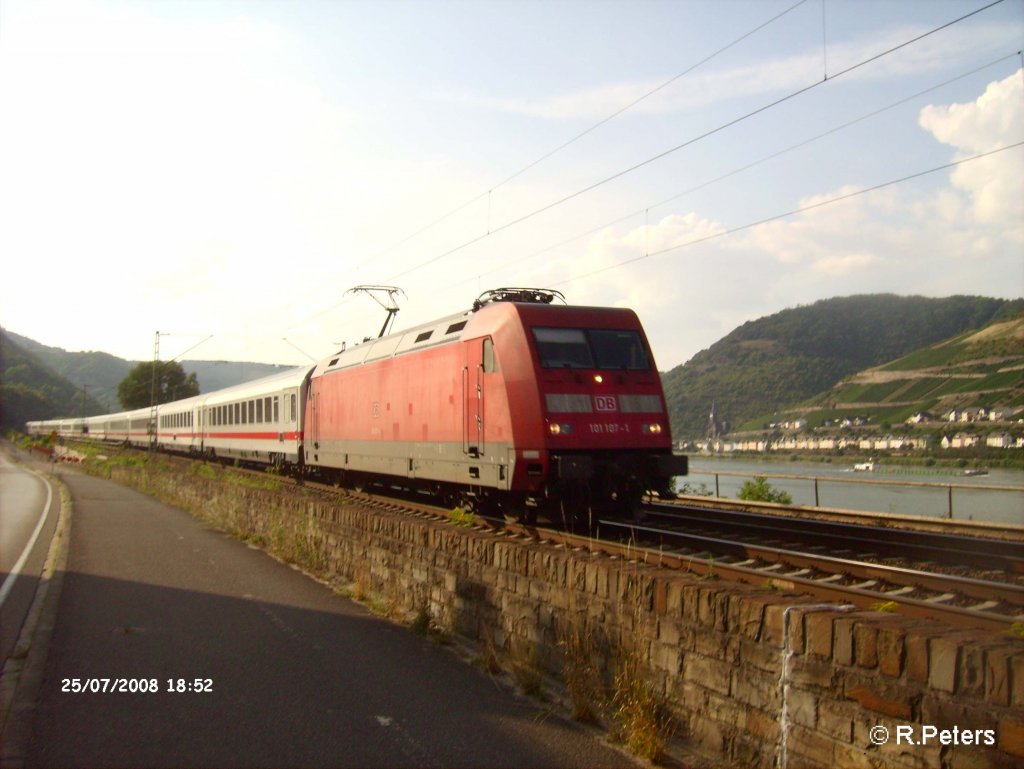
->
594, 395, 618, 412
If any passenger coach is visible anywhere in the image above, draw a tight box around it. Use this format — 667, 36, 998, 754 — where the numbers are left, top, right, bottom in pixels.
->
199, 365, 311, 469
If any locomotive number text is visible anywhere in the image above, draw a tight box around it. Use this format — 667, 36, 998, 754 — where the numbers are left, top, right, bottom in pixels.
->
589, 422, 630, 434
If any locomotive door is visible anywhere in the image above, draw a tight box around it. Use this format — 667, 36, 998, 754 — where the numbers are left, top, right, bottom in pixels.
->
307, 387, 319, 460
463, 338, 489, 458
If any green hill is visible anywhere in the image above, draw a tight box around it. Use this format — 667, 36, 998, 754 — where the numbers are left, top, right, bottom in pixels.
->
1, 330, 293, 428
661, 295, 1024, 439
788, 313, 1024, 430
6, 330, 133, 411
1, 330, 108, 430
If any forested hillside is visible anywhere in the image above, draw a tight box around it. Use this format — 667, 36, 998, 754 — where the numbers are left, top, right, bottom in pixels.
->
1, 330, 293, 429
661, 295, 1024, 439
6, 330, 133, 411
789, 313, 1024, 430
1, 331, 108, 430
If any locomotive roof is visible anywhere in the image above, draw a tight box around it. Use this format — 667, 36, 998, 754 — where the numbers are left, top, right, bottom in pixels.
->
312, 298, 642, 377
313, 308, 474, 376
198, 364, 313, 403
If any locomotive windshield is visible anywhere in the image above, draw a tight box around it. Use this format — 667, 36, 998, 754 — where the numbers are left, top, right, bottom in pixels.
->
532, 327, 650, 370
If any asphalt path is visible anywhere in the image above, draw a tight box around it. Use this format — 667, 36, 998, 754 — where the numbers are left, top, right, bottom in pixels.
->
0, 451, 59, 665
23, 469, 636, 768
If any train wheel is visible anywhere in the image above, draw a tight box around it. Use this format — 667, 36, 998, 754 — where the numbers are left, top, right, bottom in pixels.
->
617, 482, 646, 523
502, 494, 536, 525
557, 486, 593, 534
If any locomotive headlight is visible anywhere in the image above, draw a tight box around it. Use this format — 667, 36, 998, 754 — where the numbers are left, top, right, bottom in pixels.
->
549, 422, 573, 436
594, 374, 604, 384
644, 423, 663, 435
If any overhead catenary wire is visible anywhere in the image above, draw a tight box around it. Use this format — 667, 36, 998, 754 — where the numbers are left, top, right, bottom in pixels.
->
348, 0, 812, 273
550, 141, 1024, 288
283, 0, 1007, 345
285, 0, 813, 332
378, 0, 1007, 287
459, 50, 1022, 287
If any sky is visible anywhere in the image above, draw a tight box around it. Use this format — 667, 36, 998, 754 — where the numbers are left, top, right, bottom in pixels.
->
1, 0, 1022, 375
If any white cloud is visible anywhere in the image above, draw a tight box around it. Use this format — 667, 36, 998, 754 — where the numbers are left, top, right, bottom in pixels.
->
0, 0, 435, 363
919, 69, 1024, 230
1, 2, 1020, 375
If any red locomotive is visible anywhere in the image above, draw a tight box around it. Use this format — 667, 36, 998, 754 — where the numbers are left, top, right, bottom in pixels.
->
305, 288, 686, 524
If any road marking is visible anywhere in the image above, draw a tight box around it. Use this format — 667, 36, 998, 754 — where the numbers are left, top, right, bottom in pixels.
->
0, 464, 53, 608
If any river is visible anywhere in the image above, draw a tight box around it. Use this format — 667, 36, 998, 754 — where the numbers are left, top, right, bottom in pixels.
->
680, 456, 1024, 525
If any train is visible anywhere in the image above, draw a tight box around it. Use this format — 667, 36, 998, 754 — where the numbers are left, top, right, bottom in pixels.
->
26, 288, 687, 525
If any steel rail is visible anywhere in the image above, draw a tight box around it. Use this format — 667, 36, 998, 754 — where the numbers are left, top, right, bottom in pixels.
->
496, 522, 1022, 633
598, 519, 1024, 606
645, 502, 1024, 573
70, 443, 1022, 631
192, 459, 1024, 631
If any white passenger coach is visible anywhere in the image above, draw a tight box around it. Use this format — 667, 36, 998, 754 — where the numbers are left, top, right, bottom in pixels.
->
27, 365, 314, 471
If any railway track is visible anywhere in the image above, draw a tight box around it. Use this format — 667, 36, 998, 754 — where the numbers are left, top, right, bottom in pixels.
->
62, 442, 1024, 632
591, 517, 1023, 632
639, 502, 1024, 574
331, 486, 1024, 632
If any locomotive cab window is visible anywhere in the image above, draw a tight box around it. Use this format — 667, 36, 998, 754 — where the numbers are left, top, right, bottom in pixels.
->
591, 329, 649, 370
533, 327, 650, 370
533, 328, 593, 369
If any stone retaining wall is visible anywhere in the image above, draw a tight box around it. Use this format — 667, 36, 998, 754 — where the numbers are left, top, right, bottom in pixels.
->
92, 459, 1024, 768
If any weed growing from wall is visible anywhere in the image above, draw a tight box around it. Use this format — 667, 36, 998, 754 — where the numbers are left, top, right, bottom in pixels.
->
609, 652, 674, 762
449, 507, 476, 528
558, 622, 602, 724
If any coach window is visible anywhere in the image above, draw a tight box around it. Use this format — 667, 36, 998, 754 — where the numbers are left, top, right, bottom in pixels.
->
266, 397, 273, 423
273, 396, 279, 423
256, 398, 264, 424
248, 400, 255, 424
290, 394, 297, 422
